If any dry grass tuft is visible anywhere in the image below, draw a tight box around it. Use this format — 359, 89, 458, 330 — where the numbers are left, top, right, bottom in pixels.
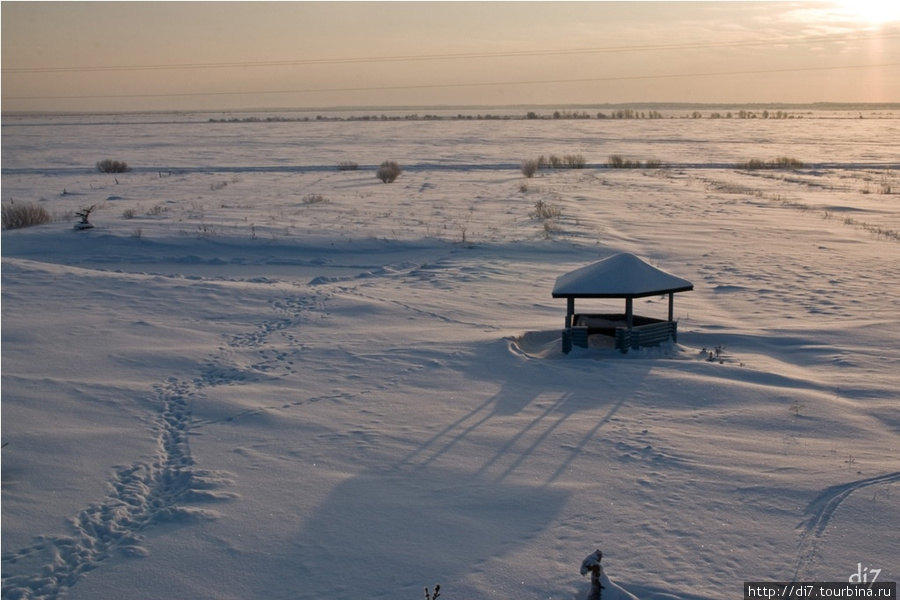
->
2, 201, 52, 229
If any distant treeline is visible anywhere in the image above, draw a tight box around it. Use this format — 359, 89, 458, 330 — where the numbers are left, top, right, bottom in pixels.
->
209, 114, 514, 123
209, 109, 804, 123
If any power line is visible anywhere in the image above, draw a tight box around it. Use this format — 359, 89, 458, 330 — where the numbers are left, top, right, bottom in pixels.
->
4, 62, 898, 101
4, 31, 899, 74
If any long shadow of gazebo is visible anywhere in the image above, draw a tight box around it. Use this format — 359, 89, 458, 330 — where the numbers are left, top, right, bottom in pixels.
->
552, 252, 693, 353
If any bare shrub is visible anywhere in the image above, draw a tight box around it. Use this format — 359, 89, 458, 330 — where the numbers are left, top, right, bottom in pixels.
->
609, 155, 638, 168
301, 193, 329, 205
521, 159, 540, 178
737, 157, 804, 170
543, 220, 562, 236
122, 208, 136, 219
2, 201, 52, 229
533, 199, 561, 220
376, 160, 402, 183
74, 204, 97, 230
608, 154, 660, 168
739, 159, 766, 169
337, 161, 359, 171
548, 154, 587, 169
772, 156, 804, 169
524, 153, 584, 175
96, 159, 131, 173
562, 154, 586, 168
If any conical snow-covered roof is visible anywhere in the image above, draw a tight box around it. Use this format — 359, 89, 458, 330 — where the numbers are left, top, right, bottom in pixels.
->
551, 252, 693, 299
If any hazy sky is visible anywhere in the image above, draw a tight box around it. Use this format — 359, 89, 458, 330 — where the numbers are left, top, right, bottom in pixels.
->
2, 1, 899, 112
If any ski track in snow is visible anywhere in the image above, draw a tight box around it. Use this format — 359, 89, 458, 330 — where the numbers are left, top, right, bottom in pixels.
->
792, 471, 900, 581
1, 289, 331, 600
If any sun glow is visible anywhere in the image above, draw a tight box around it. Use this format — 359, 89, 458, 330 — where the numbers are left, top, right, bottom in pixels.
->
832, 0, 900, 25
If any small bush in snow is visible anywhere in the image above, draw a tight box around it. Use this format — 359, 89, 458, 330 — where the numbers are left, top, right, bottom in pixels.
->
1, 201, 52, 229
607, 155, 663, 169
521, 159, 540, 178
376, 160, 403, 183
96, 159, 131, 173
337, 161, 359, 171
737, 157, 804, 170
548, 154, 586, 169
74, 204, 97, 230
737, 159, 766, 169
608, 155, 640, 168
523, 153, 584, 176
772, 156, 804, 169
533, 199, 561, 220
302, 193, 328, 205
565, 154, 586, 168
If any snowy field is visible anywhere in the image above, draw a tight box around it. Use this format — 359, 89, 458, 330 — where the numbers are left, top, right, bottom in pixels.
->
2, 109, 899, 600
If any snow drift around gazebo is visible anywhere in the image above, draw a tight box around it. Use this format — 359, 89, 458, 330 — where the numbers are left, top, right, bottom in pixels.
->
552, 253, 693, 353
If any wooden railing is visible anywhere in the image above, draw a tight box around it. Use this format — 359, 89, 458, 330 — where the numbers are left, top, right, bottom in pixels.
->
615, 321, 677, 353
561, 313, 678, 354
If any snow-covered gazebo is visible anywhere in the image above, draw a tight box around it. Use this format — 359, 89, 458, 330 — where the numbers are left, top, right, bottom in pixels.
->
551, 252, 693, 353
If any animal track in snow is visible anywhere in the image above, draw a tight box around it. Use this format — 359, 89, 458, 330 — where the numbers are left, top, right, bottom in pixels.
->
2, 290, 334, 599
211, 293, 328, 380
1, 378, 234, 600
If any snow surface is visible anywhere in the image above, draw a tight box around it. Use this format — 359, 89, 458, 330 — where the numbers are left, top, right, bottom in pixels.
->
2, 110, 899, 600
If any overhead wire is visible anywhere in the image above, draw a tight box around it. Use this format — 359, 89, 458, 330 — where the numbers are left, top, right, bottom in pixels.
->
4, 31, 899, 74
5, 62, 898, 101
3, 30, 898, 102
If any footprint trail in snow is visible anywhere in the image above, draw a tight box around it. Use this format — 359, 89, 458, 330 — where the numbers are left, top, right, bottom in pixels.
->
0, 292, 326, 600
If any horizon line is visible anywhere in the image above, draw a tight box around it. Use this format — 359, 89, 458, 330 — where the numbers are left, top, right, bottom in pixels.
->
4, 101, 900, 118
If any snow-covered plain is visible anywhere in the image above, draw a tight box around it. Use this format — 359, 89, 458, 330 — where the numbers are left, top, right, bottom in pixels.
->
2, 109, 899, 600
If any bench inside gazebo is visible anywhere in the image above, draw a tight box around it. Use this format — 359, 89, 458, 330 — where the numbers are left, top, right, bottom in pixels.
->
551, 252, 693, 353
